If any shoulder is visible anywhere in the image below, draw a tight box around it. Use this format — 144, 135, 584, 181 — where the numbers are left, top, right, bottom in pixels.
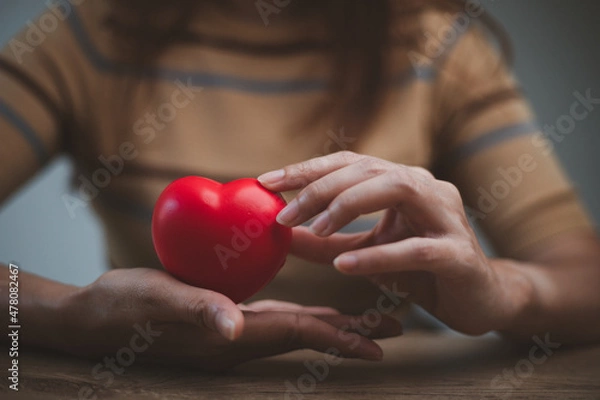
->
388, 3, 507, 81
2, 1, 112, 63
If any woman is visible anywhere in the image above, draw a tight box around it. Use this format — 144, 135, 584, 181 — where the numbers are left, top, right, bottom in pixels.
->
1, 0, 599, 371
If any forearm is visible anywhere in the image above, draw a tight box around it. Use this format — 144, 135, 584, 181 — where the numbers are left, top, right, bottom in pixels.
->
495, 252, 600, 344
1, 263, 80, 352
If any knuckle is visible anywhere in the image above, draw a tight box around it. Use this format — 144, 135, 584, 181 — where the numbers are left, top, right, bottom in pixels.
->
458, 211, 473, 231
440, 181, 462, 200
459, 239, 482, 268
285, 164, 310, 188
135, 280, 161, 309
183, 297, 204, 323
283, 313, 303, 350
368, 249, 389, 270
412, 241, 442, 264
389, 169, 419, 197
329, 192, 357, 219
299, 181, 326, 205
113, 271, 160, 308
183, 295, 212, 328
359, 157, 387, 176
97, 269, 127, 288
337, 150, 360, 163
412, 166, 435, 179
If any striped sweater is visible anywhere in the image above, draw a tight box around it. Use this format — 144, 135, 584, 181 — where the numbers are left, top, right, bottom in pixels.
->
0, 1, 594, 311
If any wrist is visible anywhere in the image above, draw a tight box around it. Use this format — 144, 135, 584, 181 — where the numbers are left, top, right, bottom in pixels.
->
22, 279, 83, 353
492, 259, 544, 339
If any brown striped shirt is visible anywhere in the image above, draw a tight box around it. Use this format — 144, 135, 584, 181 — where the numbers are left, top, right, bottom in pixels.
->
0, 2, 595, 312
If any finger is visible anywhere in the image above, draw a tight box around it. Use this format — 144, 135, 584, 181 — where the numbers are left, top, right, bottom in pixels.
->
155, 273, 245, 341
333, 237, 458, 275
308, 171, 456, 237
275, 158, 392, 226
235, 311, 384, 361
158, 312, 400, 369
257, 151, 365, 192
315, 314, 404, 339
290, 226, 373, 264
242, 299, 340, 315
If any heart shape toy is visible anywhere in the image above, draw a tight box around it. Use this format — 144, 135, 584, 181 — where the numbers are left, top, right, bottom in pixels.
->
152, 177, 292, 303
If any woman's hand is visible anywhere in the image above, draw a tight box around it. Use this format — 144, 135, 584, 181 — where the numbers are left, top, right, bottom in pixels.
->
259, 151, 533, 336
61, 268, 402, 371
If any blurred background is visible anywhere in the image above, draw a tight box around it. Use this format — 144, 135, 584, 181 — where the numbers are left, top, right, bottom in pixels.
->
1, 0, 599, 286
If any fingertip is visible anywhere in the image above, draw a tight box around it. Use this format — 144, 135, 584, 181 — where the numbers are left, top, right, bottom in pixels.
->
367, 350, 384, 362
276, 200, 299, 226
215, 308, 244, 341
372, 315, 404, 339
215, 313, 235, 340
333, 254, 358, 272
309, 211, 331, 236
363, 339, 384, 361
351, 335, 384, 361
257, 169, 285, 186
202, 295, 243, 341
305, 306, 341, 316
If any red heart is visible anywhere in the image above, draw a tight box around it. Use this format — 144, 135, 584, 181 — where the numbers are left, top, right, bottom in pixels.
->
152, 177, 292, 303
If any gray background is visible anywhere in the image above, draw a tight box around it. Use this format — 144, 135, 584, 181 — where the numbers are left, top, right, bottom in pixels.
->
0, 0, 599, 286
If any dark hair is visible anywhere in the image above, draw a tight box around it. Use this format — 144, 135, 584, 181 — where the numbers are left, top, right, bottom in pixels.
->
103, 0, 511, 139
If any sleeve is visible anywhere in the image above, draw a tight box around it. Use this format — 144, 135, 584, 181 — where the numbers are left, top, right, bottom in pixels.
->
430, 23, 596, 259
0, 7, 82, 205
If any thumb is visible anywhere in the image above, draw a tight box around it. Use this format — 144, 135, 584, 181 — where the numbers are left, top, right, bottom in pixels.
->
157, 274, 244, 341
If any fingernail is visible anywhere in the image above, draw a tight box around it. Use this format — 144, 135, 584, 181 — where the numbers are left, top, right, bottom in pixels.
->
277, 201, 299, 225
361, 340, 384, 361
215, 312, 236, 341
258, 169, 285, 185
310, 211, 331, 236
365, 347, 384, 361
334, 254, 358, 271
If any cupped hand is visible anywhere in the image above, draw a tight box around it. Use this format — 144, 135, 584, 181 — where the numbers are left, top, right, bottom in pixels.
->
63, 268, 402, 371
259, 151, 530, 335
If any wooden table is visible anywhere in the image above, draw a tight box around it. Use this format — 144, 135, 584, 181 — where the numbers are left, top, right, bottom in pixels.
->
2, 331, 599, 399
